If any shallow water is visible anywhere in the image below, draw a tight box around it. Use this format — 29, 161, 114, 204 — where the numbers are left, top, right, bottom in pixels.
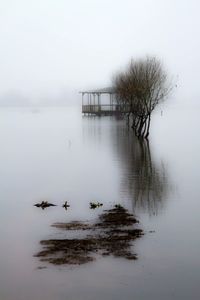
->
0, 105, 200, 300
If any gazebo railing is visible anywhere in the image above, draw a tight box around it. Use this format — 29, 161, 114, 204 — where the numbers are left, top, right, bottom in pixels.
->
82, 104, 130, 114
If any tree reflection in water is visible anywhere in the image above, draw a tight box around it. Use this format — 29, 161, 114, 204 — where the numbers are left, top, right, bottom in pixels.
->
82, 118, 170, 216
115, 127, 169, 216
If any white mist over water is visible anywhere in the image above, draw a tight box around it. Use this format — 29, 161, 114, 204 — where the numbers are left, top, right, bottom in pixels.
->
0, 0, 200, 106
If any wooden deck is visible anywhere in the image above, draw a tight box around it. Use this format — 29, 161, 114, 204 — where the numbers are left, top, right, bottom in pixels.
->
82, 104, 129, 116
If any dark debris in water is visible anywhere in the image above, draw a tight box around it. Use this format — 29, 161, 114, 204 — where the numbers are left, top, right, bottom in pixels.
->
34, 201, 56, 209
62, 201, 70, 210
35, 206, 143, 266
52, 221, 92, 231
90, 202, 103, 209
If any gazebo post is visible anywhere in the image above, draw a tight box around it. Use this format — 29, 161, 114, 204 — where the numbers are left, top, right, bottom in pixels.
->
110, 93, 112, 112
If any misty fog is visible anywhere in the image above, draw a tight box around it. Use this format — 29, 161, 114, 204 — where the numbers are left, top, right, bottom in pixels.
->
0, 0, 199, 106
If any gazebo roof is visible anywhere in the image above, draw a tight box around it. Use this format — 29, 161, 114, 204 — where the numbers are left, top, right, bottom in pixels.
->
80, 87, 115, 94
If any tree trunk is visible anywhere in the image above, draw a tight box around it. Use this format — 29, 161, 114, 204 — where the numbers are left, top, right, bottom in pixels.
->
137, 117, 144, 137
141, 116, 147, 137
145, 114, 151, 139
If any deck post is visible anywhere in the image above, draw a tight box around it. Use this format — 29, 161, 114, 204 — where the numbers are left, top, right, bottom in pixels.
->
88, 93, 90, 115
98, 93, 100, 113
82, 93, 84, 114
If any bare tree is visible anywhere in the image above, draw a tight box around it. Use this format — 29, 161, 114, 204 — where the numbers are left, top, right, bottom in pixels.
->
114, 57, 171, 138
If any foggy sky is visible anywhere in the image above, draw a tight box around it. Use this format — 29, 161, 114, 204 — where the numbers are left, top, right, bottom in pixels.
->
0, 0, 199, 106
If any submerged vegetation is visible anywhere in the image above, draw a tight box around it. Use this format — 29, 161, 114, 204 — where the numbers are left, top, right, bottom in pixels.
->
113, 56, 171, 138
62, 201, 70, 210
34, 201, 56, 209
90, 201, 103, 209
35, 206, 143, 266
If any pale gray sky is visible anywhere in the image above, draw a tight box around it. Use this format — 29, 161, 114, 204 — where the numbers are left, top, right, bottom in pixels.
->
0, 0, 199, 105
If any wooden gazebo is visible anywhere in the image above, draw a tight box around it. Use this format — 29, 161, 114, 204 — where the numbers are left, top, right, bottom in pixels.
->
80, 87, 121, 116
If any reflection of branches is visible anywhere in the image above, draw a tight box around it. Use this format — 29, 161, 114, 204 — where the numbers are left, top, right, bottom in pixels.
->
82, 118, 169, 216
116, 128, 169, 215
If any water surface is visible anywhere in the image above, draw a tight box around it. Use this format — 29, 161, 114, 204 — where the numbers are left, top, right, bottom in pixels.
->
0, 105, 200, 300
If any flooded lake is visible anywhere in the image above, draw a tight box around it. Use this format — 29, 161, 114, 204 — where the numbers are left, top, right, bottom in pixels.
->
0, 104, 200, 300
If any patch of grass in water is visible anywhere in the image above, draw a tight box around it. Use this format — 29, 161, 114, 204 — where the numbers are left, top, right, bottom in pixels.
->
35, 206, 143, 266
